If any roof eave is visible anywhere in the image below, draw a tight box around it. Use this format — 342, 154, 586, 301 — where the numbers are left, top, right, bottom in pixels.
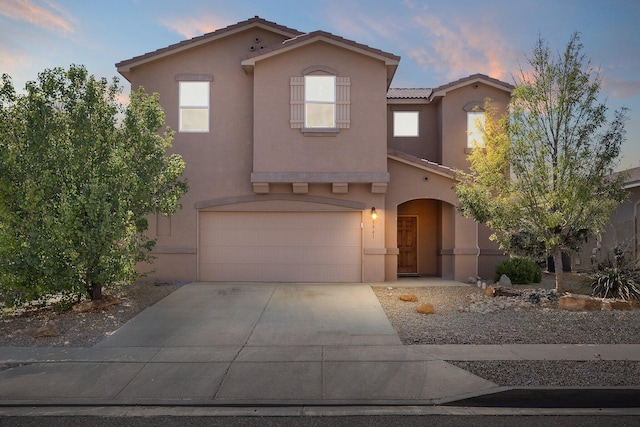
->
116, 20, 301, 78
240, 33, 400, 76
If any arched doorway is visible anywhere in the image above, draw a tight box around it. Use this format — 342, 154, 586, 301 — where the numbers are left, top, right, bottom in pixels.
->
397, 199, 451, 277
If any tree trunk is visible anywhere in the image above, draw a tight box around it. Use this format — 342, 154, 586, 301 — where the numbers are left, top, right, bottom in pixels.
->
90, 283, 103, 301
84, 268, 103, 301
553, 246, 565, 293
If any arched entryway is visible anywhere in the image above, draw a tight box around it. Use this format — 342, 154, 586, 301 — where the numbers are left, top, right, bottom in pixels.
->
397, 199, 453, 277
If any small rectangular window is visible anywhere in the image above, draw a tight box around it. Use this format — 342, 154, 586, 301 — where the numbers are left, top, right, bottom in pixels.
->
393, 111, 419, 137
305, 75, 336, 128
179, 81, 209, 132
467, 111, 485, 147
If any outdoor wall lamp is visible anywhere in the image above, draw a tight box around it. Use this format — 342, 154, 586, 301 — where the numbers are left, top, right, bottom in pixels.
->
371, 207, 377, 220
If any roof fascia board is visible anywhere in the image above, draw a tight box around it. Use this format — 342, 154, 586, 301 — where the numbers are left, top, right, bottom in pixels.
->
387, 153, 455, 179
241, 35, 400, 68
431, 77, 513, 100
117, 22, 298, 73
387, 98, 429, 105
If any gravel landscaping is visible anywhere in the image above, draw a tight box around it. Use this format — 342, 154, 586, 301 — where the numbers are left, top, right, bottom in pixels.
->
373, 279, 640, 387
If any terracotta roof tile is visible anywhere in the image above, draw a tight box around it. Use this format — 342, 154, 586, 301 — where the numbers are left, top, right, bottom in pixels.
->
387, 148, 455, 178
387, 88, 432, 99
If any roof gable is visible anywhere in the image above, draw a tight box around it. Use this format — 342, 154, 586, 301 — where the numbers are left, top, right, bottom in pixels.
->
240, 30, 400, 87
430, 74, 514, 99
116, 16, 303, 80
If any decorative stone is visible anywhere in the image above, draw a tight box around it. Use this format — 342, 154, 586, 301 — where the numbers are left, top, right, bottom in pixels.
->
399, 294, 418, 302
13, 321, 60, 339
485, 286, 495, 296
467, 276, 476, 284
498, 274, 512, 287
558, 294, 603, 311
73, 297, 120, 312
416, 303, 434, 314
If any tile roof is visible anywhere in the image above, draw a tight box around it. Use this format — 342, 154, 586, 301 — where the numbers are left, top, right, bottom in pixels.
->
116, 16, 303, 70
387, 148, 455, 179
387, 88, 433, 99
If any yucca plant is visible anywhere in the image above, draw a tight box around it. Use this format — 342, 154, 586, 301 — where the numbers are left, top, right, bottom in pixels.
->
590, 247, 640, 300
590, 267, 640, 300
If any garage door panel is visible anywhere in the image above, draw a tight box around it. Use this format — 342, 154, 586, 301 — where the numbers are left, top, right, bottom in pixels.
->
199, 211, 362, 282
201, 245, 362, 265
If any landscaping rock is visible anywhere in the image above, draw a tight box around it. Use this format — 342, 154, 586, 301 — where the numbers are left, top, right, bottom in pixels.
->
558, 294, 603, 311
13, 321, 60, 339
399, 294, 418, 302
72, 297, 120, 313
498, 274, 512, 287
416, 303, 434, 314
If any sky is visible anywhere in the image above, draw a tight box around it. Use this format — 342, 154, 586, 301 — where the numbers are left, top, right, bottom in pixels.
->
1, 0, 639, 170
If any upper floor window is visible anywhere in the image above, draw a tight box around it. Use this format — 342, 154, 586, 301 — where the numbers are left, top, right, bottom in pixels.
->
393, 111, 419, 137
304, 75, 336, 128
179, 81, 209, 132
467, 111, 485, 148
290, 67, 350, 134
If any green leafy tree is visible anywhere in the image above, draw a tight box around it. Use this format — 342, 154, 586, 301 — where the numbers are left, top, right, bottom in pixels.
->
0, 65, 187, 304
455, 33, 628, 292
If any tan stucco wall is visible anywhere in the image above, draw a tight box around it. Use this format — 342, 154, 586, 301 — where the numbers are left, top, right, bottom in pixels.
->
387, 103, 439, 162
252, 41, 389, 174
439, 83, 511, 171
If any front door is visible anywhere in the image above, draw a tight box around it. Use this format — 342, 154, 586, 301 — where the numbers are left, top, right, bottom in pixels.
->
397, 216, 418, 275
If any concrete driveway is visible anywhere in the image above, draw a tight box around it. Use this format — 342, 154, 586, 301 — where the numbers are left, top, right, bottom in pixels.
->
96, 282, 401, 348
0, 282, 500, 405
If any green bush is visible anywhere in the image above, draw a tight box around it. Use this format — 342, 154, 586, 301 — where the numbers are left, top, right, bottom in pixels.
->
494, 257, 542, 284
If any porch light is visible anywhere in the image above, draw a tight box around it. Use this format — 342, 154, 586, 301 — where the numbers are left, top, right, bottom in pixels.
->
371, 207, 377, 220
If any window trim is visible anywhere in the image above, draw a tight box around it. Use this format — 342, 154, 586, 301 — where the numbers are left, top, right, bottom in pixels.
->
393, 110, 420, 137
464, 101, 486, 149
304, 74, 337, 129
177, 75, 212, 133
290, 67, 350, 135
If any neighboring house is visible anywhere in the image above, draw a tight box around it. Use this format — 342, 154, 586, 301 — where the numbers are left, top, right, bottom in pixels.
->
116, 16, 513, 283
575, 166, 640, 271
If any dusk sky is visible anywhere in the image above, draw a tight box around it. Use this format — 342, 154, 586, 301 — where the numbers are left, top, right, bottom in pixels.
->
2, 0, 639, 170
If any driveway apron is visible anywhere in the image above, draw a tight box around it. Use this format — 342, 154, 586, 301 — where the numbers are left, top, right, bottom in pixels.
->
0, 282, 500, 405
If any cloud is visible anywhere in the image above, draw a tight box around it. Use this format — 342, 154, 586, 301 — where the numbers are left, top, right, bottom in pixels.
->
602, 78, 640, 101
0, 0, 75, 34
407, 12, 515, 82
159, 13, 230, 39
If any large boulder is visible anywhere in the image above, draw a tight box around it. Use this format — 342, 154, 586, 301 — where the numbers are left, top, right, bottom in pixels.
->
498, 274, 512, 287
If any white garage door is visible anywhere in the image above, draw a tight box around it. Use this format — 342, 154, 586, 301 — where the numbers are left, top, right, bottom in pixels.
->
199, 211, 362, 282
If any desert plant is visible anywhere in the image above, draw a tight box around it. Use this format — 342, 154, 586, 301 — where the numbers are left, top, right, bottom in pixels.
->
494, 257, 542, 284
590, 248, 640, 300
590, 268, 640, 300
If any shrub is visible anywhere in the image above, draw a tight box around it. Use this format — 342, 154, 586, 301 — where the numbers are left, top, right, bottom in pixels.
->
494, 257, 542, 284
590, 267, 640, 300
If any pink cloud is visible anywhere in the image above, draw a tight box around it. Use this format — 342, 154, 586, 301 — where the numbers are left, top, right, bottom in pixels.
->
160, 14, 230, 39
602, 78, 640, 100
1, 0, 75, 34
408, 13, 514, 82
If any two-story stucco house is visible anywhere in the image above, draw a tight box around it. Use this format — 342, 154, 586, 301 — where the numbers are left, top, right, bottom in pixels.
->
115, 16, 513, 283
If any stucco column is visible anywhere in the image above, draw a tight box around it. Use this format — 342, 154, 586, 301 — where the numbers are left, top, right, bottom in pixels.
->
384, 204, 399, 281
452, 212, 479, 281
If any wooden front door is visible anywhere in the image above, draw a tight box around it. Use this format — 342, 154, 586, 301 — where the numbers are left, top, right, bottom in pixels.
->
397, 216, 418, 275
